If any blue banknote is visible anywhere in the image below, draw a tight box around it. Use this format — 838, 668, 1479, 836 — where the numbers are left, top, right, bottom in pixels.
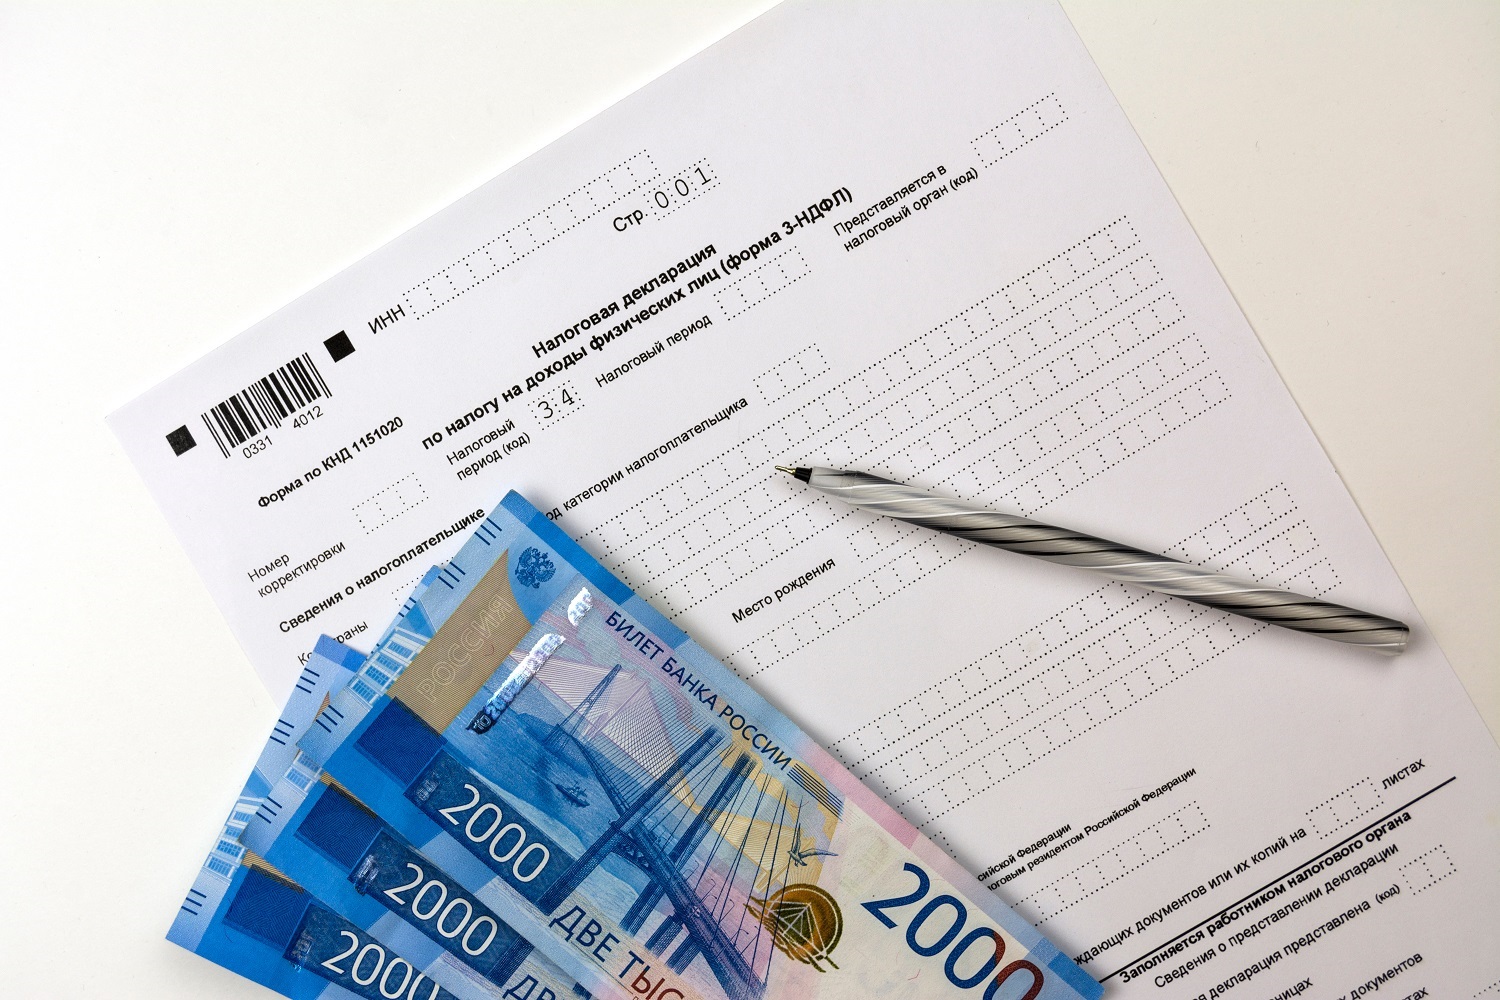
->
169, 636, 363, 923
241, 759, 586, 1000
167, 642, 471, 999
297, 493, 1104, 1000
171, 834, 471, 1000
169, 576, 493, 999
238, 569, 442, 829
226, 555, 588, 999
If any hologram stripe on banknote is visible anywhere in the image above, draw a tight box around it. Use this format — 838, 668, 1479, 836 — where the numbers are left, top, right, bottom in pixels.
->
299, 491, 1103, 1000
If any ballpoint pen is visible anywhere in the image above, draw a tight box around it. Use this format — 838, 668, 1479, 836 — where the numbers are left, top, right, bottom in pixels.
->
776, 466, 1409, 654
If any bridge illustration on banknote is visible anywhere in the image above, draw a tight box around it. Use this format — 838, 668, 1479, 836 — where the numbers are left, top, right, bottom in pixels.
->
525, 659, 842, 1000
359, 598, 846, 1000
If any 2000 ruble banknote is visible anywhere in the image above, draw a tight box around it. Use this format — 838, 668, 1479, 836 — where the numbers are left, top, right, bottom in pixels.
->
299, 492, 1102, 1000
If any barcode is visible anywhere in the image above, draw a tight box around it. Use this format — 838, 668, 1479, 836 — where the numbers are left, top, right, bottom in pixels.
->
200, 352, 331, 457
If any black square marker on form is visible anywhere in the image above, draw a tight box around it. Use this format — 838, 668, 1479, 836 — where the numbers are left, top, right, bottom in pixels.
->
323, 331, 355, 363
166, 425, 196, 456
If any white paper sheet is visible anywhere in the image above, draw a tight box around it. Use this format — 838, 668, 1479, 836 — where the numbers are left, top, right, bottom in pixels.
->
110, 2, 1500, 995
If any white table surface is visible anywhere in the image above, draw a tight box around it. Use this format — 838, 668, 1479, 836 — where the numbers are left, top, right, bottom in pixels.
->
1, 3, 1494, 995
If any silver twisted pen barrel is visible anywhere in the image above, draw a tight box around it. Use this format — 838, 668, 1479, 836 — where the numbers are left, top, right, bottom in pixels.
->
779, 467, 1409, 655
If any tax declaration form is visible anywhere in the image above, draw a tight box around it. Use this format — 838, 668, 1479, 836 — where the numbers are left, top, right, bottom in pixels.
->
110, 3, 1500, 997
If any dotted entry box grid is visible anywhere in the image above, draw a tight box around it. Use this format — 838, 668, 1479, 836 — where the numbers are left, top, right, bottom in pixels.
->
728, 534, 972, 682
614, 245, 1170, 604
1399, 845, 1455, 894
823, 228, 1154, 433
645, 158, 720, 219
661, 297, 1206, 614
752, 242, 1156, 525
617, 271, 1230, 653
972, 93, 1070, 167
998, 369, 1232, 516
404, 151, 659, 318
1020, 803, 1211, 922
1305, 778, 1384, 838
932, 321, 1205, 501
826, 484, 1331, 826
855, 490, 1308, 733
755, 346, 829, 404
838, 591, 1213, 807
529, 380, 585, 429
645, 480, 812, 602
597, 219, 1197, 621
875, 284, 1187, 483
353, 474, 429, 534
837, 587, 1180, 792
390, 571, 429, 604
902, 611, 1264, 828
715, 248, 810, 320
1166, 486, 1299, 565
584, 217, 1140, 562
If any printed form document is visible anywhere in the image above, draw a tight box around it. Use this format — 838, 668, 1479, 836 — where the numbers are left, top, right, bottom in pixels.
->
111, 3, 1500, 997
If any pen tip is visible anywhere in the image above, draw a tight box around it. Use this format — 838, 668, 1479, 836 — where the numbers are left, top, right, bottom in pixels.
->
774, 465, 796, 475
774, 465, 813, 482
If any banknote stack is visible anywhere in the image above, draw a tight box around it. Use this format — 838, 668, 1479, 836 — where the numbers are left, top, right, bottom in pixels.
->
169, 491, 1104, 1000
